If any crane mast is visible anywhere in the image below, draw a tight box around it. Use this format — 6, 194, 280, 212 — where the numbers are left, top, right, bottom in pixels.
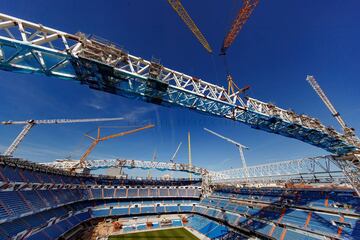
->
4, 122, 35, 156
188, 132, 192, 180
204, 128, 249, 180
170, 142, 182, 162
167, 0, 212, 53
221, 0, 259, 54
306, 75, 355, 137
1, 117, 124, 156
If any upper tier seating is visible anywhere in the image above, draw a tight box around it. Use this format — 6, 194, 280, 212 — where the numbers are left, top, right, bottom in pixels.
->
0, 159, 202, 188
202, 188, 360, 240
213, 187, 360, 213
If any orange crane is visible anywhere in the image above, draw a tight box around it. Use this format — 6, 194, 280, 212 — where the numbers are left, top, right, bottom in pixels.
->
167, 0, 212, 53
221, 0, 259, 54
0, 117, 123, 156
79, 124, 154, 168
220, 0, 259, 96
226, 74, 250, 96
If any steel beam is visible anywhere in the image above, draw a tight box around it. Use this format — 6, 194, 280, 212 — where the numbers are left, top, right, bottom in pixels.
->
212, 155, 344, 182
0, 13, 358, 156
43, 158, 217, 176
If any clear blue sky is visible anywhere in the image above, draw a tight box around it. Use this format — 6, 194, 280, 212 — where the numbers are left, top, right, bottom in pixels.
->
0, 0, 359, 176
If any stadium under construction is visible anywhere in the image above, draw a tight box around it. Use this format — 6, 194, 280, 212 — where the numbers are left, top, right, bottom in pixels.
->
0, 1, 359, 240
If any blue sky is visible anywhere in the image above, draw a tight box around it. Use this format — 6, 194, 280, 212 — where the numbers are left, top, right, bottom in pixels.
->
0, 1, 359, 177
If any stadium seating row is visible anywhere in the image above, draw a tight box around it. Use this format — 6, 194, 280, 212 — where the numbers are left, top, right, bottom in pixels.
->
185, 215, 229, 239
0, 200, 198, 240
213, 187, 360, 213
0, 164, 201, 187
199, 196, 359, 239
0, 187, 200, 222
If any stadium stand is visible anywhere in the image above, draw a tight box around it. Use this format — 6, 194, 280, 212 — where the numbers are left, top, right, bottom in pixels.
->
205, 186, 360, 239
0, 156, 358, 240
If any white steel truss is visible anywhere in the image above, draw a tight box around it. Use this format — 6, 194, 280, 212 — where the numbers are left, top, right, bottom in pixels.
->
212, 155, 346, 183
43, 158, 222, 177
0, 13, 359, 195
0, 13, 358, 156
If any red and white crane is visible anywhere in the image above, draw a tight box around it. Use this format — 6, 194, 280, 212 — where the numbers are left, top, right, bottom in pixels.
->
221, 0, 259, 54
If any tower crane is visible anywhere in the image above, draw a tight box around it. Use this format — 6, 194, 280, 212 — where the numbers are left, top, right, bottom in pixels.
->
306, 76, 356, 139
79, 124, 154, 168
167, 0, 212, 53
147, 149, 158, 180
221, 0, 259, 54
170, 142, 182, 162
188, 131, 193, 180
306, 76, 360, 196
0, 117, 124, 157
226, 75, 251, 96
220, 0, 258, 101
204, 128, 249, 180
169, 142, 182, 179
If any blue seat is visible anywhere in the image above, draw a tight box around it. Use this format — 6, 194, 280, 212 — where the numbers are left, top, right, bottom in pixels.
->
128, 189, 138, 197
112, 208, 128, 216
92, 209, 110, 217
114, 188, 126, 198
130, 207, 140, 215
166, 206, 178, 212
0, 191, 31, 216
103, 189, 114, 198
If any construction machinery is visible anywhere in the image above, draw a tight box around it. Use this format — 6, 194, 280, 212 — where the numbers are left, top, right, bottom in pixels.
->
1, 13, 360, 194
1, 13, 358, 156
188, 132, 192, 180
306, 75, 356, 139
221, 0, 259, 54
226, 75, 250, 96
220, 0, 259, 106
0, 117, 124, 157
147, 149, 158, 179
167, 0, 212, 53
170, 142, 182, 162
306, 75, 360, 196
79, 124, 154, 168
204, 128, 249, 180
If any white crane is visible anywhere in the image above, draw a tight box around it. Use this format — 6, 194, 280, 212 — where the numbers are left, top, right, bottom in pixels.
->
204, 128, 249, 180
306, 75, 355, 137
0, 117, 124, 156
170, 142, 182, 162
168, 141, 182, 180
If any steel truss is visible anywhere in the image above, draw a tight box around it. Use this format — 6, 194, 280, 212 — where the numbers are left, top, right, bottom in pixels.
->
213, 154, 360, 196
330, 153, 360, 196
43, 158, 219, 177
0, 13, 359, 194
212, 155, 346, 183
0, 13, 358, 156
